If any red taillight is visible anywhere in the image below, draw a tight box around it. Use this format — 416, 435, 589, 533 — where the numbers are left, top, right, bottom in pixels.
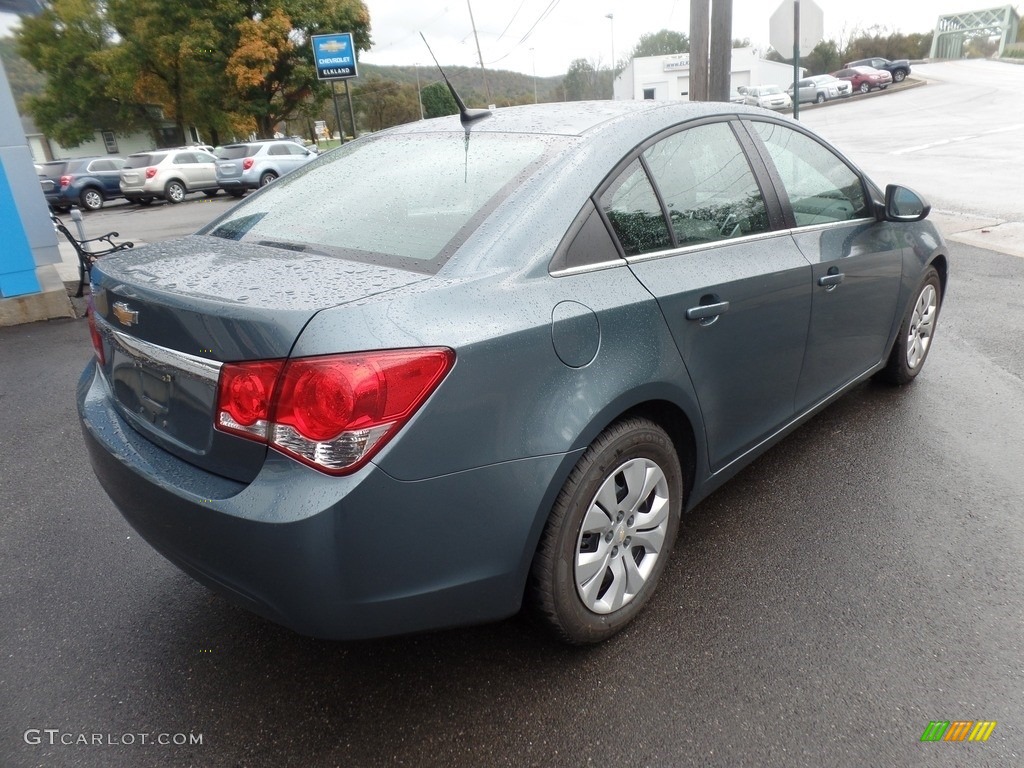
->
242, 158, 254, 170
145, 167, 157, 179
216, 360, 284, 439
215, 349, 454, 474
59, 174, 72, 188
86, 300, 105, 365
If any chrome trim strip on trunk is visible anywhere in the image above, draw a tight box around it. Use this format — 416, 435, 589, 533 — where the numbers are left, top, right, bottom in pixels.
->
94, 315, 223, 384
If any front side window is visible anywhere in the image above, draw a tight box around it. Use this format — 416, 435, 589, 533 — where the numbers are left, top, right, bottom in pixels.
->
751, 121, 869, 226
642, 122, 771, 246
600, 160, 672, 256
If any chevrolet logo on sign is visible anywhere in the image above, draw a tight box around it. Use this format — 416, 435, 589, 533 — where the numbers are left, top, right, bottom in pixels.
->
319, 39, 348, 53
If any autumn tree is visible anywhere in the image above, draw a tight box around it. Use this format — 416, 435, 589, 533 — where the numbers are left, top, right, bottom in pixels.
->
225, 0, 372, 138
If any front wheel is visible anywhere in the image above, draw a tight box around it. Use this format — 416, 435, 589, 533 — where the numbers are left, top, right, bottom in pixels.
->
529, 417, 683, 644
859, 82, 870, 94
164, 180, 186, 204
877, 266, 942, 385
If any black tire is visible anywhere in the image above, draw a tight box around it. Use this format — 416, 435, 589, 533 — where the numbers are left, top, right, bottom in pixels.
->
877, 266, 942, 385
259, 171, 277, 187
815, 93, 826, 104
880, 84, 889, 90
164, 180, 186, 204
529, 417, 683, 644
203, 189, 219, 198
137, 197, 154, 206
859, 82, 870, 94
227, 189, 245, 198
80, 188, 103, 211
893, 69, 907, 83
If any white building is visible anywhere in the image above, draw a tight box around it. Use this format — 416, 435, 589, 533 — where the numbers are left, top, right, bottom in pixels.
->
613, 47, 803, 102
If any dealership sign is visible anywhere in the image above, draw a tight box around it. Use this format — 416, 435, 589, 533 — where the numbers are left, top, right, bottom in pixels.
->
311, 32, 358, 80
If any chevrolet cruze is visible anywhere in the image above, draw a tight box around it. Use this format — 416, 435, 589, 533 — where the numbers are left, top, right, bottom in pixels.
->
79, 101, 946, 644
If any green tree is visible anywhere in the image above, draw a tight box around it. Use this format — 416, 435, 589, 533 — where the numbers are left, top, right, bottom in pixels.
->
354, 75, 419, 131
563, 58, 603, 101
629, 29, 689, 59
16, 0, 153, 146
420, 81, 457, 118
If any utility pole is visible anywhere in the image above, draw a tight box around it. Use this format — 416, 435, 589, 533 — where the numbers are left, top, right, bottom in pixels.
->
466, 0, 492, 105
709, 0, 733, 101
689, 0, 710, 101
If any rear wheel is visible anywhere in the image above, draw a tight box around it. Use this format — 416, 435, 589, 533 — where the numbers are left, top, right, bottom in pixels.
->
878, 267, 942, 385
203, 189, 219, 198
815, 93, 826, 104
529, 417, 683, 644
80, 188, 103, 211
893, 69, 907, 82
164, 180, 186, 204
136, 197, 154, 206
227, 189, 245, 198
259, 171, 277, 187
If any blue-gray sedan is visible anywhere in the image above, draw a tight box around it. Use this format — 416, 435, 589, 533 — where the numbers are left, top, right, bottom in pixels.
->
78, 101, 947, 644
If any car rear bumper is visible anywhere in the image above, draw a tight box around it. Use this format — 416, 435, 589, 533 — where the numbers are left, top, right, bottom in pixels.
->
78, 361, 573, 640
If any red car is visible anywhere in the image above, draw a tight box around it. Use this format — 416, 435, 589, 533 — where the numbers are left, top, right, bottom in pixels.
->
832, 65, 893, 94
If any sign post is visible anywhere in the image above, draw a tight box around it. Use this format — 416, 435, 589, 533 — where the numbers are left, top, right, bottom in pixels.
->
769, 0, 823, 119
311, 32, 359, 143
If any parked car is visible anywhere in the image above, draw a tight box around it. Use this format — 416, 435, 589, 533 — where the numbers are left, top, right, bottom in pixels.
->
119, 148, 220, 204
79, 101, 947, 645
53, 156, 127, 211
741, 84, 792, 110
832, 66, 893, 93
36, 159, 69, 211
845, 57, 911, 83
215, 139, 318, 196
787, 74, 852, 104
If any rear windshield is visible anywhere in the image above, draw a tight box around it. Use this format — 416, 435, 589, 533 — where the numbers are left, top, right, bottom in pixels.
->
202, 132, 555, 272
218, 145, 259, 160
124, 153, 166, 168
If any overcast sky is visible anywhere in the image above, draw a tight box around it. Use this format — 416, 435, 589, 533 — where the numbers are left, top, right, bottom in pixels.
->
1, 1, 951, 77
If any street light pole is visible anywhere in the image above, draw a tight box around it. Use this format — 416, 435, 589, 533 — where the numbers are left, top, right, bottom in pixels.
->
531, 47, 538, 103
605, 13, 615, 71
415, 63, 424, 120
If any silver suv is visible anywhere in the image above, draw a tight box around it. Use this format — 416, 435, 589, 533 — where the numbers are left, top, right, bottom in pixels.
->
215, 140, 317, 197
120, 149, 220, 205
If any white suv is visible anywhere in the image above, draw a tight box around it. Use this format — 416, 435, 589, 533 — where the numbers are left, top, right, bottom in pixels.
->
215, 140, 318, 197
120, 149, 220, 204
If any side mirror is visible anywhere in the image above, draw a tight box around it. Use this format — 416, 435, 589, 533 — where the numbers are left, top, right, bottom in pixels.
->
883, 184, 930, 222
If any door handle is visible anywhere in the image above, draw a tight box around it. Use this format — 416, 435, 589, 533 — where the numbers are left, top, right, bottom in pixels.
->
818, 272, 844, 288
685, 301, 730, 321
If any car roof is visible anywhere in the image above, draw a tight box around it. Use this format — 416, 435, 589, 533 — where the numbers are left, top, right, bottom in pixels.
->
380, 100, 765, 142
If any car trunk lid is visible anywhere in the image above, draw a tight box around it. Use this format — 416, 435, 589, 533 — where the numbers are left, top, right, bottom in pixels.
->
89, 236, 429, 482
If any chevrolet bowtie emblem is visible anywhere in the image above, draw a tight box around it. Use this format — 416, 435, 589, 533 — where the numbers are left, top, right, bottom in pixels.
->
112, 301, 139, 327
319, 40, 347, 53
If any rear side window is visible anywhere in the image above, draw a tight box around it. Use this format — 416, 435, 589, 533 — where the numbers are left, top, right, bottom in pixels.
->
268, 144, 289, 155
600, 160, 672, 256
751, 121, 869, 226
203, 132, 555, 271
125, 153, 166, 168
